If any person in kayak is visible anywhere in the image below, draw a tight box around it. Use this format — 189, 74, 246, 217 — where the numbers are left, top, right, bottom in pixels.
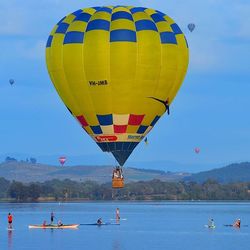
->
42, 220, 47, 227
50, 212, 55, 224
116, 208, 120, 221
57, 220, 63, 226
8, 213, 13, 229
233, 219, 241, 228
208, 218, 215, 228
97, 218, 102, 225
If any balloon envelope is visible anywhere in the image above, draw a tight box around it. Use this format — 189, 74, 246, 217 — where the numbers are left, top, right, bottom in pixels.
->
194, 147, 200, 154
46, 6, 189, 166
9, 79, 14, 85
188, 23, 195, 32
59, 156, 66, 166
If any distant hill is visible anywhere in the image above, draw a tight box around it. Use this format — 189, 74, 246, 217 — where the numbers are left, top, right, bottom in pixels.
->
0, 161, 190, 183
3, 160, 250, 184
184, 162, 250, 183
0, 153, 223, 173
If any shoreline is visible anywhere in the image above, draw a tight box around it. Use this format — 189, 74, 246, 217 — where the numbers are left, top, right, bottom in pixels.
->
1, 199, 250, 203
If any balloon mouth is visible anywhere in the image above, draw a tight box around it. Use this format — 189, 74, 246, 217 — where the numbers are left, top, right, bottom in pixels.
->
111, 151, 133, 166
97, 142, 138, 166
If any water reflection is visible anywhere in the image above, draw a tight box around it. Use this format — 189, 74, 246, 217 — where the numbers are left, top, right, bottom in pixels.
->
112, 239, 121, 250
8, 230, 13, 250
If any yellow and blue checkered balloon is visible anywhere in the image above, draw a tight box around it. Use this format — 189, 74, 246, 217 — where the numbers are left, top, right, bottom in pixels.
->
46, 6, 189, 166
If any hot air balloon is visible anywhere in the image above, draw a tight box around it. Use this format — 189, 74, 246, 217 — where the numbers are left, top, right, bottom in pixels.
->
188, 23, 195, 32
46, 6, 189, 188
9, 79, 14, 85
59, 156, 66, 166
194, 147, 200, 154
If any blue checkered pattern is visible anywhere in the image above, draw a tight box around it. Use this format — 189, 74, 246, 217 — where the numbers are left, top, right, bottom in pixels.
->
90, 126, 102, 134
171, 23, 183, 35
73, 13, 91, 22
137, 125, 148, 134
130, 7, 147, 14
97, 114, 113, 126
72, 9, 83, 16
46, 6, 188, 48
110, 30, 136, 42
64, 32, 84, 44
160, 32, 177, 44
55, 23, 69, 34
135, 20, 158, 32
150, 116, 160, 126
98, 7, 113, 14
150, 13, 166, 23
46, 35, 53, 47
111, 11, 133, 21
86, 20, 110, 32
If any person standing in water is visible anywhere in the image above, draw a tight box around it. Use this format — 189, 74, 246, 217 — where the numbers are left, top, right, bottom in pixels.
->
8, 213, 13, 229
208, 218, 215, 228
50, 212, 55, 225
116, 208, 120, 221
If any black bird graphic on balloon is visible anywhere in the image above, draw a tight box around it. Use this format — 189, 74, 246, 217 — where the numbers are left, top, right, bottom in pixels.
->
149, 97, 170, 115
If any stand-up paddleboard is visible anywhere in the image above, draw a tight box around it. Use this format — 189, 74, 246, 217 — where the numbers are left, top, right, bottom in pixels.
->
204, 225, 216, 229
29, 224, 79, 229
224, 224, 248, 227
110, 218, 127, 221
80, 223, 120, 226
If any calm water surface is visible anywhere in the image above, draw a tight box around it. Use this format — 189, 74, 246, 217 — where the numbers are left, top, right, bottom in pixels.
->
0, 202, 249, 250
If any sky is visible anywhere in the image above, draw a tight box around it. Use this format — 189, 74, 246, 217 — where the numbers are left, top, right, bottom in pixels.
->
0, 0, 250, 171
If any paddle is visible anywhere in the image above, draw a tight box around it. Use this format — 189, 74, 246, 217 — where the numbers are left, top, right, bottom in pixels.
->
110, 218, 127, 221
224, 224, 248, 227
80, 222, 120, 226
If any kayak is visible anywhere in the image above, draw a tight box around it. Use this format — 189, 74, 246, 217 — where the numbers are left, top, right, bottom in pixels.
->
80, 223, 120, 226
29, 224, 79, 229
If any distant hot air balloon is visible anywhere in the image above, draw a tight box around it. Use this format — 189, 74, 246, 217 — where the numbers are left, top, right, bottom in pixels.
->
59, 156, 66, 166
188, 23, 195, 32
194, 147, 200, 154
9, 79, 14, 85
46, 6, 189, 187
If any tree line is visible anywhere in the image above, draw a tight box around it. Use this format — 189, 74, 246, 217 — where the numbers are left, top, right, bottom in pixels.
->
0, 177, 250, 201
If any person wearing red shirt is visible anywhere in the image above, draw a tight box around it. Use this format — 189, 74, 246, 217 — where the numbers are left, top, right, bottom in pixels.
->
8, 213, 13, 229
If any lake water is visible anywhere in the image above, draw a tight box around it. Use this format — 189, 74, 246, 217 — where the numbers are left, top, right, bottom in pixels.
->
0, 202, 249, 250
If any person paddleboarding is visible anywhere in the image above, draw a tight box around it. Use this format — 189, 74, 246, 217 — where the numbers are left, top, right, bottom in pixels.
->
116, 208, 120, 221
233, 219, 241, 228
50, 212, 55, 224
8, 213, 13, 229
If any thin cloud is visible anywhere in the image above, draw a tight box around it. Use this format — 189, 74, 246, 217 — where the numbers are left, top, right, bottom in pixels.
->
21, 40, 45, 60
0, 8, 27, 36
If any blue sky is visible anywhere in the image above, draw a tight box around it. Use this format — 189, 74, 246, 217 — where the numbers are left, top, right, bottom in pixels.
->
0, 0, 250, 171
